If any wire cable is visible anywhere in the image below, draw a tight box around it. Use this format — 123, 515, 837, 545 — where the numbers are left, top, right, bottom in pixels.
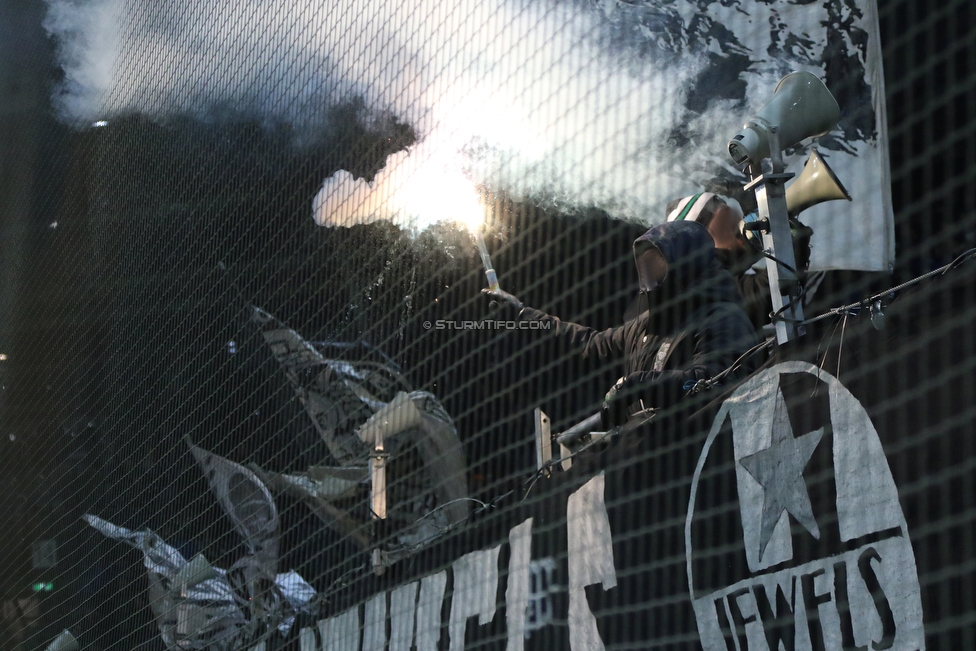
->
803, 247, 976, 326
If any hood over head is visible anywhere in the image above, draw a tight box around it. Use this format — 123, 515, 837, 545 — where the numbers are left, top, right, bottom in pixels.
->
633, 221, 716, 288
631, 221, 742, 328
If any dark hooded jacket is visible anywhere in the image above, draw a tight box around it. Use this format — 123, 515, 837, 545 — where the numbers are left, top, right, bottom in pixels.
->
518, 221, 758, 411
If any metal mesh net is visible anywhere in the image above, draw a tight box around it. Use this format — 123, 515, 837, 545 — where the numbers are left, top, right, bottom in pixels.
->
1, 0, 974, 649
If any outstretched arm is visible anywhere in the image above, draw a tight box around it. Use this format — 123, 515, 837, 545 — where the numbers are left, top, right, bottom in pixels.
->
483, 289, 627, 362
518, 306, 627, 362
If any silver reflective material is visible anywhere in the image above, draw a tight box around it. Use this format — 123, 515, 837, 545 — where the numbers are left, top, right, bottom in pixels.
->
83, 515, 244, 651
83, 507, 316, 650
251, 306, 470, 555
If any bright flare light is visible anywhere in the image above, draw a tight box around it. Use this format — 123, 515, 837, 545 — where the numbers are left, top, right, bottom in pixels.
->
401, 167, 501, 291
397, 162, 504, 292
400, 166, 484, 234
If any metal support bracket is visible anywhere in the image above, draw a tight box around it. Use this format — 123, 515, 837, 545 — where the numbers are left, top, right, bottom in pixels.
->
534, 408, 551, 473
370, 446, 389, 575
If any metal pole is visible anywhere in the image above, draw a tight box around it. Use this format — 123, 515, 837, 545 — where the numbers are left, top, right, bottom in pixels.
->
744, 126, 804, 344
555, 413, 605, 448
370, 440, 388, 574
534, 408, 551, 472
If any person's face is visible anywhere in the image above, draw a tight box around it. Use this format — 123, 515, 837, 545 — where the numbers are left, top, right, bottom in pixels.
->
636, 247, 668, 293
707, 203, 746, 252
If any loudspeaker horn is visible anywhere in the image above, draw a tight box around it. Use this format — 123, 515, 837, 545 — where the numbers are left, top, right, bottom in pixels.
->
729, 71, 841, 166
45, 630, 79, 651
785, 148, 852, 216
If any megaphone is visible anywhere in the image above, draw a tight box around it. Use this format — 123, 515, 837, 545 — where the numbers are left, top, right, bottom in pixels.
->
785, 148, 852, 216
45, 630, 79, 651
728, 71, 841, 166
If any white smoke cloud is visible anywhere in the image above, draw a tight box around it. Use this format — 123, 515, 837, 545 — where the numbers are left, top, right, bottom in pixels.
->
41, 0, 892, 271
41, 0, 726, 228
301, 0, 748, 231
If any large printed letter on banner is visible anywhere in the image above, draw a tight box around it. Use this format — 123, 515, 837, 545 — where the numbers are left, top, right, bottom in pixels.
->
506, 519, 533, 651
362, 593, 386, 651
390, 582, 419, 651
317, 607, 360, 651
416, 572, 447, 651
567, 473, 616, 651
449, 546, 501, 651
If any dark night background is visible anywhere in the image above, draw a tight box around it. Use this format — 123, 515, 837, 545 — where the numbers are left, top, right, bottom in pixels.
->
1, 0, 974, 649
